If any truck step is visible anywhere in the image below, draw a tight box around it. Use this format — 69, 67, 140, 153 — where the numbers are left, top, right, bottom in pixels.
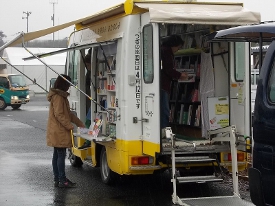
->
129, 165, 162, 170
83, 159, 94, 167
174, 156, 216, 163
176, 175, 223, 184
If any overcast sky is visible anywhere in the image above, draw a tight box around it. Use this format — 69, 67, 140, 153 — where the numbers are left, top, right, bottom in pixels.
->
1, 0, 274, 41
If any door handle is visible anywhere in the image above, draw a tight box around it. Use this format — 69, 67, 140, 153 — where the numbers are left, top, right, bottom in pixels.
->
133, 117, 149, 123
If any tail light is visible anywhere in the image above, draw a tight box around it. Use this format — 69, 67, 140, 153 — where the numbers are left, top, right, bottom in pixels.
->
223, 152, 245, 161
131, 156, 153, 165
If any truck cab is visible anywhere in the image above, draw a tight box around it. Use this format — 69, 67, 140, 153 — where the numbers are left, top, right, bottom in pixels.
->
0, 74, 30, 110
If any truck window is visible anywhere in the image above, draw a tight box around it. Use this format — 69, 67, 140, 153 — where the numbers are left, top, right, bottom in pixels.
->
268, 56, 275, 102
68, 50, 80, 85
143, 24, 154, 83
8, 75, 26, 87
235, 42, 246, 81
0, 77, 9, 89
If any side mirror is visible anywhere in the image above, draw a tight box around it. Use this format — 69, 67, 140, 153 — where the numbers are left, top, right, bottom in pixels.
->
49, 78, 56, 89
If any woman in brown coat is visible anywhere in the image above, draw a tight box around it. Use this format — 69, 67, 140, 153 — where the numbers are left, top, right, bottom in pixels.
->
47, 74, 85, 188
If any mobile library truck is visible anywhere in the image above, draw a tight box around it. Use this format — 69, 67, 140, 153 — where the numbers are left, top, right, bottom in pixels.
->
0, 0, 261, 205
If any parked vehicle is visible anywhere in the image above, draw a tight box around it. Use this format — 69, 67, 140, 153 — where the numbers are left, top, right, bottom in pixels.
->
213, 21, 275, 206
0, 74, 30, 110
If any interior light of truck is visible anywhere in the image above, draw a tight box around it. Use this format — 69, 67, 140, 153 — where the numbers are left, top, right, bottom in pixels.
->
131, 156, 153, 165
11, 96, 18, 100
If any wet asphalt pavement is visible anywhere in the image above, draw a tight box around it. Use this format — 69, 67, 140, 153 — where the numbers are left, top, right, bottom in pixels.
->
0, 94, 252, 206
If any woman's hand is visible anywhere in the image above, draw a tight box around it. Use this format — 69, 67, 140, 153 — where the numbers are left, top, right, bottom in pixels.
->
79, 122, 85, 128
179, 72, 188, 80
69, 124, 74, 130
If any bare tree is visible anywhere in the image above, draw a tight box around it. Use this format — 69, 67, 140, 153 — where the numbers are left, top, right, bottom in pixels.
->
0, 31, 7, 55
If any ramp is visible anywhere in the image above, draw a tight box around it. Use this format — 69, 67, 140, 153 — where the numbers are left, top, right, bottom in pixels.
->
165, 126, 254, 206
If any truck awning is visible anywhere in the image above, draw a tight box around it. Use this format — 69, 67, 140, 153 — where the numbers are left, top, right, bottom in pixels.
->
0, 3, 125, 52
135, 3, 260, 25
0, 1, 261, 53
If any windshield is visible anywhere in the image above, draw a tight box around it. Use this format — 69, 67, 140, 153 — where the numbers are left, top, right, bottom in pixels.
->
8, 75, 27, 87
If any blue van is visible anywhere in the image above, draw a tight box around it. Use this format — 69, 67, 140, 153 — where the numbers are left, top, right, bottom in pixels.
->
214, 22, 275, 206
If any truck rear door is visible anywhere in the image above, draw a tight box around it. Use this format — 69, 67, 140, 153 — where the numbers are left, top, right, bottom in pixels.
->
140, 21, 161, 156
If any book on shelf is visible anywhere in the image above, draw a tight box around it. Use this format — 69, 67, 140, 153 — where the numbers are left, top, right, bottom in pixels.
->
196, 63, 201, 77
187, 105, 193, 125
191, 89, 199, 102
106, 123, 116, 138
194, 105, 201, 127
98, 62, 106, 77
177, 68, 195, 73
109, 95, 116, 108
170, 83, 178, 100
182, 111, 189, 125
169, 104, 175, 123
174, 57, 181, 69
179, 104, 185, 124
107, 110, 117, 123
88, 119, 104, 138
99, 96, 107, 110
97, 79, 107, 94
107, 56, 116, 71
108, 76, 116, 90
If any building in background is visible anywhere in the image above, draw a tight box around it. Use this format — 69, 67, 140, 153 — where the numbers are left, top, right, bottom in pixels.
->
2, 47, 65, 93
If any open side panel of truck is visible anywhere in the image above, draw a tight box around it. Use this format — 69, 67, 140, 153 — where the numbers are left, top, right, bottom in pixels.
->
141, 20, 161, 156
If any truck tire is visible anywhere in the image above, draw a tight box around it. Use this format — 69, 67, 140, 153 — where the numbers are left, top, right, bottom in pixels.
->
100, 147, 116, 185
68, 148, 83, 167
11, 104, 21, 110
0, 98, 7, 110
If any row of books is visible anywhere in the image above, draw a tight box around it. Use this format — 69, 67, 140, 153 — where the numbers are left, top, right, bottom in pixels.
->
98, 96, 116, 110
97, 77, 116, 94
109, 95, 116, 108
99, 97, 107, 110
107, 76, 116, 91
106, 123, 116, 138
97, 56, 116, 77
170, 83, 200, 102
175, 56, 201, 77
107, 109, 117, 123
170, 104, 201, 126
97, 79, 107, 94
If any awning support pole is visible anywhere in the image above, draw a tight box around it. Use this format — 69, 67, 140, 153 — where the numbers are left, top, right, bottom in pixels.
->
0, 32, 24, 54
21, 39, 111, 114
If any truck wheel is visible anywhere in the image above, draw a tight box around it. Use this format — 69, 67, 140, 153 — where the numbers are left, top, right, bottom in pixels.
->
100, 147, 116, 185
68, 148, 83, 167
11, 104, 21, 110
0, 98, 7, 110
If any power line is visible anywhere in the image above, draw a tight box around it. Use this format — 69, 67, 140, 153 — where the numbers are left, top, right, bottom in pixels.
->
22, 11, 32, 33
49, 0, 58, 41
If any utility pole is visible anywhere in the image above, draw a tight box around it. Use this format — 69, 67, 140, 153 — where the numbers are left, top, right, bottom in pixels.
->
49, 0, 58, 42
22, 11, 32, 33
